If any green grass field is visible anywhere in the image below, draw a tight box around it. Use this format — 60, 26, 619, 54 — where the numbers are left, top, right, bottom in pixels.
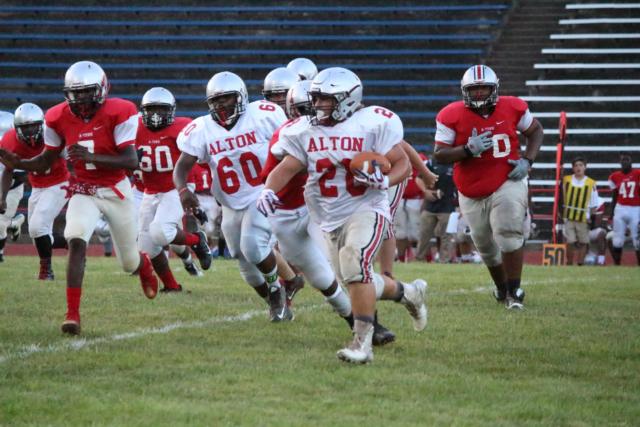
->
1, 256, 639, 426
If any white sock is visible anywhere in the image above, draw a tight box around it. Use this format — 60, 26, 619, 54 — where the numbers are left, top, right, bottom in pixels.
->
325, 286, 352, 317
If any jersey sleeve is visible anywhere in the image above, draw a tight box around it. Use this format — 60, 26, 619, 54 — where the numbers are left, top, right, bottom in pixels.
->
375, 111, 404, 155
276, 130, 308, 166
511, 97, 534, 132
114, 104, 139, 147
177, 120, 207, 163
434, 106, 457, 145
607, 173, 618, 189
43, 122, 63, 149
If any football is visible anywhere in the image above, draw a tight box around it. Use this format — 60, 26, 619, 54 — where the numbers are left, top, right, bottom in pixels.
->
349, 151, 391, 175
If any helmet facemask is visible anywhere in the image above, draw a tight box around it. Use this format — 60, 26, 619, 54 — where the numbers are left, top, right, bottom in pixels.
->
141, 104, 175, 130
64, 85, 104, 120
462, 84, 499, 111
263, 90, 288, 110
16, 122, 44, 147
309, 91, 357, 126
207, 92, 245, 128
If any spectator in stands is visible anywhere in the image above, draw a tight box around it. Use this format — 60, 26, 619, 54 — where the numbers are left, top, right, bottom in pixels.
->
607, 153, 640, 265
433, 65, 544, 310
417, 157, 456, 263
560, 157, 601, 266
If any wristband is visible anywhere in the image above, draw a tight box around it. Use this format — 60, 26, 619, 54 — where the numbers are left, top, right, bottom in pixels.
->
463, 145, 473, 158
178, 187, 189, 195
524, 158, 534, 167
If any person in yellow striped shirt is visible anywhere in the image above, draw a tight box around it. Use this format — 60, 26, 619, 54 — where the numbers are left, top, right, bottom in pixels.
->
561, 157, 600, 265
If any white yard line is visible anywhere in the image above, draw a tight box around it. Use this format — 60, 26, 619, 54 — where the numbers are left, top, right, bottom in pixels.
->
0, 306, 316, 365
0, 276, 625, 364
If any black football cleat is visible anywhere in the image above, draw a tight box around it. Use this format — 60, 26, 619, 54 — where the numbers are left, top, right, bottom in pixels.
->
191, 231, 212, 271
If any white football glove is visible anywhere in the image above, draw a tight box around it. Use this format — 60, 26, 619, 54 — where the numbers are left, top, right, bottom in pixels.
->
507, 158, 531, 180
256, 189, 282, 217
353, 161, 390, 190
465, 128, 493, 156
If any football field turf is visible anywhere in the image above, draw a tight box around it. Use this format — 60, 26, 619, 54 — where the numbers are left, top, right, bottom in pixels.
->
1, 256, 638, 426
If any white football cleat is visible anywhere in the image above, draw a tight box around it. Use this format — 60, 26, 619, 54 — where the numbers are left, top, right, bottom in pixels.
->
337, 321, 374, 364
401, 279, 428, 331
8, 213, 25, 242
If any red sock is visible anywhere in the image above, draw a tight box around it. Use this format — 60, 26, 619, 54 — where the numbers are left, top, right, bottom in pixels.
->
184, 233, 199, 246
158, 269, 180, 289
66, 287, 82, 318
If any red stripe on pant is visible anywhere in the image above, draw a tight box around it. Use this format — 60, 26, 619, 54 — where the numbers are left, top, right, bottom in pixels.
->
360, 213, 386, 283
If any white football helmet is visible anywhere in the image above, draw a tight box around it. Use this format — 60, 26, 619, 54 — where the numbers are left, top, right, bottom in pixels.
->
141, 87, 176, 130
0, 111, 14, 138
309, 67, 362, 125
461, 65, 499, 110
14, 103, 44, 146
285, 80, 312, 119
63, 60, 109, 120
206, 71, 248, 127
262, 67, 299, 109
286, 58, 318, 81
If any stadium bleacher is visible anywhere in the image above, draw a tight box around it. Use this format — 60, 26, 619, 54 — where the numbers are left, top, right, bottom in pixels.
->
1, 1, 639, 240
523, 2, 640, 226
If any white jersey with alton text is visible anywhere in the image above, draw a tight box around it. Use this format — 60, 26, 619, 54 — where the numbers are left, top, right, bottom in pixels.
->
274, 105, 403, 232
177, 100, 287, 210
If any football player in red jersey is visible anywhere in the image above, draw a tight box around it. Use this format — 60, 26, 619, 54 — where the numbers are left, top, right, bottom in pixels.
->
433, 65, 544, 310
0, 103, 69, 280
0, 61, 160, 334
0, 111, 27, 262
188, 162, 221, 256
136, 87, 212, 292
607, 153, 640, 265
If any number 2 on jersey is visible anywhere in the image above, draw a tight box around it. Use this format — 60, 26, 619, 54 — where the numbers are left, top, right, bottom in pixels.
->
317, 158, 366, 197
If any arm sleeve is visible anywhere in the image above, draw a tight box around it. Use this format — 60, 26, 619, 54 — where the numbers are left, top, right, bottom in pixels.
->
177, 123, 207, 163
517, 109, 534, 132
114, 114, 138, 147
377, 113, 404, 155
275, 132, 307, 166
44, 122, 63, 149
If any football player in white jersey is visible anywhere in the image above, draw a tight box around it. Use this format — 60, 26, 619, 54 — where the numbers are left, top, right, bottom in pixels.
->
174, 71, 292, 321
286, 57, 318, 81
262, 67, 299, 112
260, 80, 395, 346
258, 67, 428, 364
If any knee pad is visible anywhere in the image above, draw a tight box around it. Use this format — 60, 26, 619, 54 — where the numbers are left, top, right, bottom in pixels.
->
372, 273, 385, 299
149, 221, 176, 248
240, 236, 269, 265
339, 244, 368, 284
138, 232, 163, 259
494, 231, 524, 254
120, 252, 140, 274
473, 239, 501, 267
